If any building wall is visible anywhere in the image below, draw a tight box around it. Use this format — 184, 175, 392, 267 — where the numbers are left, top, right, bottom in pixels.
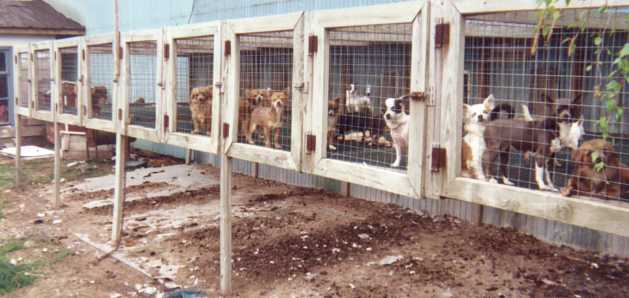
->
41, 0, 629, 258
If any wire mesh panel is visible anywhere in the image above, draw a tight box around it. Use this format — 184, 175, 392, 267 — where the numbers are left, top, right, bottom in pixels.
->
35, 50, 51, 112
237, 30, 293, 151
60, 47, 79, 115
174, 36, 214, 135
327, 23, 412, 169
127, 41, 157, 128
17, 52, 30, 108
87, 43, 114, 120
462, 8, 629, 202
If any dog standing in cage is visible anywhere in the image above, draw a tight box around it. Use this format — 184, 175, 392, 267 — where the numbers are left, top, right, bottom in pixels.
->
189, 86, 213, 135
384, 95, 410, 168
246, 89, 289, 149
239, 88, 271, 139
61, 81, 78, 110
90, 86, 108, 117
327, 96, 341, 151
345, 84, 372, 114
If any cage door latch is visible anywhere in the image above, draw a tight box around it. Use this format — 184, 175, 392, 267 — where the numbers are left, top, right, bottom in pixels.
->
435, 23, 450, 49
222, 123, 230, 139
431, 147, 446, 172
308, 35, 318, 55
409, 91, 426, 102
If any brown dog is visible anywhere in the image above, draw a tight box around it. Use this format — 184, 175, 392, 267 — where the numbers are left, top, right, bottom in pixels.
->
246, 90, 289, 149
189, 86, 213, 135
90, 86, 108, 117
61, 81, 77, 110
561, 139, 629, 200
239, 88, 272, 138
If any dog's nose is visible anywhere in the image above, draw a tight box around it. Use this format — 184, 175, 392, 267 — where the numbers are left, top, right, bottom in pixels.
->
385, 113, 391, 120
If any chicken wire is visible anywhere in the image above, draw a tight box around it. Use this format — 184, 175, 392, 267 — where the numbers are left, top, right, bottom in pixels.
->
35, 50, 52, 112
326, 22, 413, 169
127, 41, 158, 128
462, 8, 629, 201
238, 30, 293, 151
87, 43, 114, 120
60, 47, 79, 115
174, 35, 214, 135
17, 52, 30, 108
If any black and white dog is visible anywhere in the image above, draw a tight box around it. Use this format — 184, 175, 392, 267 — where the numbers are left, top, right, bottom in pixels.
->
384, 96, 410, 167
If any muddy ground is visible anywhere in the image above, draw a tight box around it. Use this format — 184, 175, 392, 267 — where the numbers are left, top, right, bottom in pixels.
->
1, 154, 629, 298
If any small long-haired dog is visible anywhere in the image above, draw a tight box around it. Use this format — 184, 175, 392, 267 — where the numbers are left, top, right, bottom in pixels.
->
561, 139, 629, 200
189, 86, 213, 135
384, 95, 410, 167
90, 86, 109, 117
327, 96, 341, 151
240, 88, 272, 138
61, 81, 77, 110
246, 90, 289, 149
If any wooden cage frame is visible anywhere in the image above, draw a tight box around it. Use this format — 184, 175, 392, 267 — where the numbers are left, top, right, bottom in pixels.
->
54, 37, 84, 126
223, 12, 305, 171
121, 29, 165, 142
30, 41, 54, 122
304, 1, 429, 198
164, 21, 222, 154
13, 44, 32, 118
430, 0, 629, 238
84, 34, 116, 133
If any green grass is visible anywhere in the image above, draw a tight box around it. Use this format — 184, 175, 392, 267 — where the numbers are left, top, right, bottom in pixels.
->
0, 159, 113, 191
0, 240, 35, 295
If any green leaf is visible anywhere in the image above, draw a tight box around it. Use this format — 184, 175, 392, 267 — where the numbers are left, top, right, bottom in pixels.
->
599, 117, 609, 139
619, 43, 629, 58
616, 108, 624, 122
594, 161, 605, 173
594, 36, 602, 46
606, 99, 617, 111
606, 80, 621, 92
598, 5, 609, 14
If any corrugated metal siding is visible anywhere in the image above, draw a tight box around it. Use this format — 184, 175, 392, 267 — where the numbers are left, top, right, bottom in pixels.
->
80, 0, 629, 258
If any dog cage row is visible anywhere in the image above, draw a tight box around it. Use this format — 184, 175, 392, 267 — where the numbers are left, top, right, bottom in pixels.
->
12, 0, 629, 237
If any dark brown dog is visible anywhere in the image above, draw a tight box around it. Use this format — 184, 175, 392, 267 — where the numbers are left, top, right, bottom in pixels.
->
90, 86, 108, 117
560, 139, 628, 200
483, 118, 562, 191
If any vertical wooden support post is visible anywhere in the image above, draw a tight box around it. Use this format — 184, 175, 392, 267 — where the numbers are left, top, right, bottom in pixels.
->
14, 115, 22, 187
220, 149, 232, 295
111, 133, 127, 246
53, 106, 61, 208
185, 148, 192, 165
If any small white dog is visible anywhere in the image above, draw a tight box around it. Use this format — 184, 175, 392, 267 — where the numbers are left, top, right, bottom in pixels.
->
345, 84, 372, 113
461, 95, 496, 181
384, 96, 410, 168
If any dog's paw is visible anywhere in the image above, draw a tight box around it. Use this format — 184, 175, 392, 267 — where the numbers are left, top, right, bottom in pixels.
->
488, 178, 498, 184
390, 162, 400, 168
328, 144, 337, 151
501, 176, 515, 186
247, 139, 255, 145
560, 187, 572, 197
538, 185, 558, 192
274, 144, 282, 149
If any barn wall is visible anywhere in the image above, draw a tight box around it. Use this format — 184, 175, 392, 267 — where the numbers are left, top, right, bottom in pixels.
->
70, 0, 629, 258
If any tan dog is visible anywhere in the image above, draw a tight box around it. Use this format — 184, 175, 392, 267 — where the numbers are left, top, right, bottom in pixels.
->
90, 86, 108, 117
239, 88, 271, 138
189, 86, 213, 135
561, 139, 628, 200
246, 90, 289, 149
61, 81, 77, 110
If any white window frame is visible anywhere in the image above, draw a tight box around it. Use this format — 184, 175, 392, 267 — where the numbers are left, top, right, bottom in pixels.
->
54, 37, 84, 126
223, 12, 305, 171
432, 0, 629, 238
305, 1, 428, 198
164, 21, 222, 154
121, 29, 164, 143
84, 34, 116, 133
30, 41, 54, 122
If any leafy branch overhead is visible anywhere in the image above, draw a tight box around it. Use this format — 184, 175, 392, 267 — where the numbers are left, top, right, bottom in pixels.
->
536, 0, 628, 139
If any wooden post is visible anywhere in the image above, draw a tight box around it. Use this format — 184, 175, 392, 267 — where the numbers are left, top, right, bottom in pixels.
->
53, 106, 61, 208
185, 148, 192, 164
111, 133, 127, 246
14, 115, 21, 187
219, 148, 233, 295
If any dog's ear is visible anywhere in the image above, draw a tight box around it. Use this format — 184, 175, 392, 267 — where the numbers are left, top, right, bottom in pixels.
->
572, 148, 590, 164
483, 94, 496, 112
571, 93, 583, 119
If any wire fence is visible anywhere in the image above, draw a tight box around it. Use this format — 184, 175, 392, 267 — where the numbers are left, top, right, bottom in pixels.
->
17, 52, 30, 108
60, 47, 79, 115
87, 43, 114, 120
35, 50, 51, 112
127, 41, 158, 128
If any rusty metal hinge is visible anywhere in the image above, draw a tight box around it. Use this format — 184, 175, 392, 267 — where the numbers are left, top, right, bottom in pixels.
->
306, 134, 316, 153
117, 108, 123, 121
224, 40, 231, 57
222, 123, 229, 139
163, 43, 170, 60
435, 23, 450, 49
118, 47, 124, 60
81, 49, 86, 61
409, 91, 427, 102
82, 105, 87, 116
431, 147, 446, 172
308, 35, 318, 55
163, 114, 169, 130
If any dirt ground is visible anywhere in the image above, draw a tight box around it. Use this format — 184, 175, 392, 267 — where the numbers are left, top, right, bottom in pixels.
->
1, 154, 629, 298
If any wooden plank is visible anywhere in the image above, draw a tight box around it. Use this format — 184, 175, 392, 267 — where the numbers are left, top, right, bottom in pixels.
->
446, 178, 629, 238
291, 15, 305, 172
0, 126, 44, 138
310, 2, 424, 28
74, 233, 153, 278
227, 143, 298, 171
14, 115, 21, 187
53, 105, 61, 208
314, 159, 418, 198
111, 133, 127, 246
452, 0, 629, 14
229, 12, 304, 34
219, 151, 233, 295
